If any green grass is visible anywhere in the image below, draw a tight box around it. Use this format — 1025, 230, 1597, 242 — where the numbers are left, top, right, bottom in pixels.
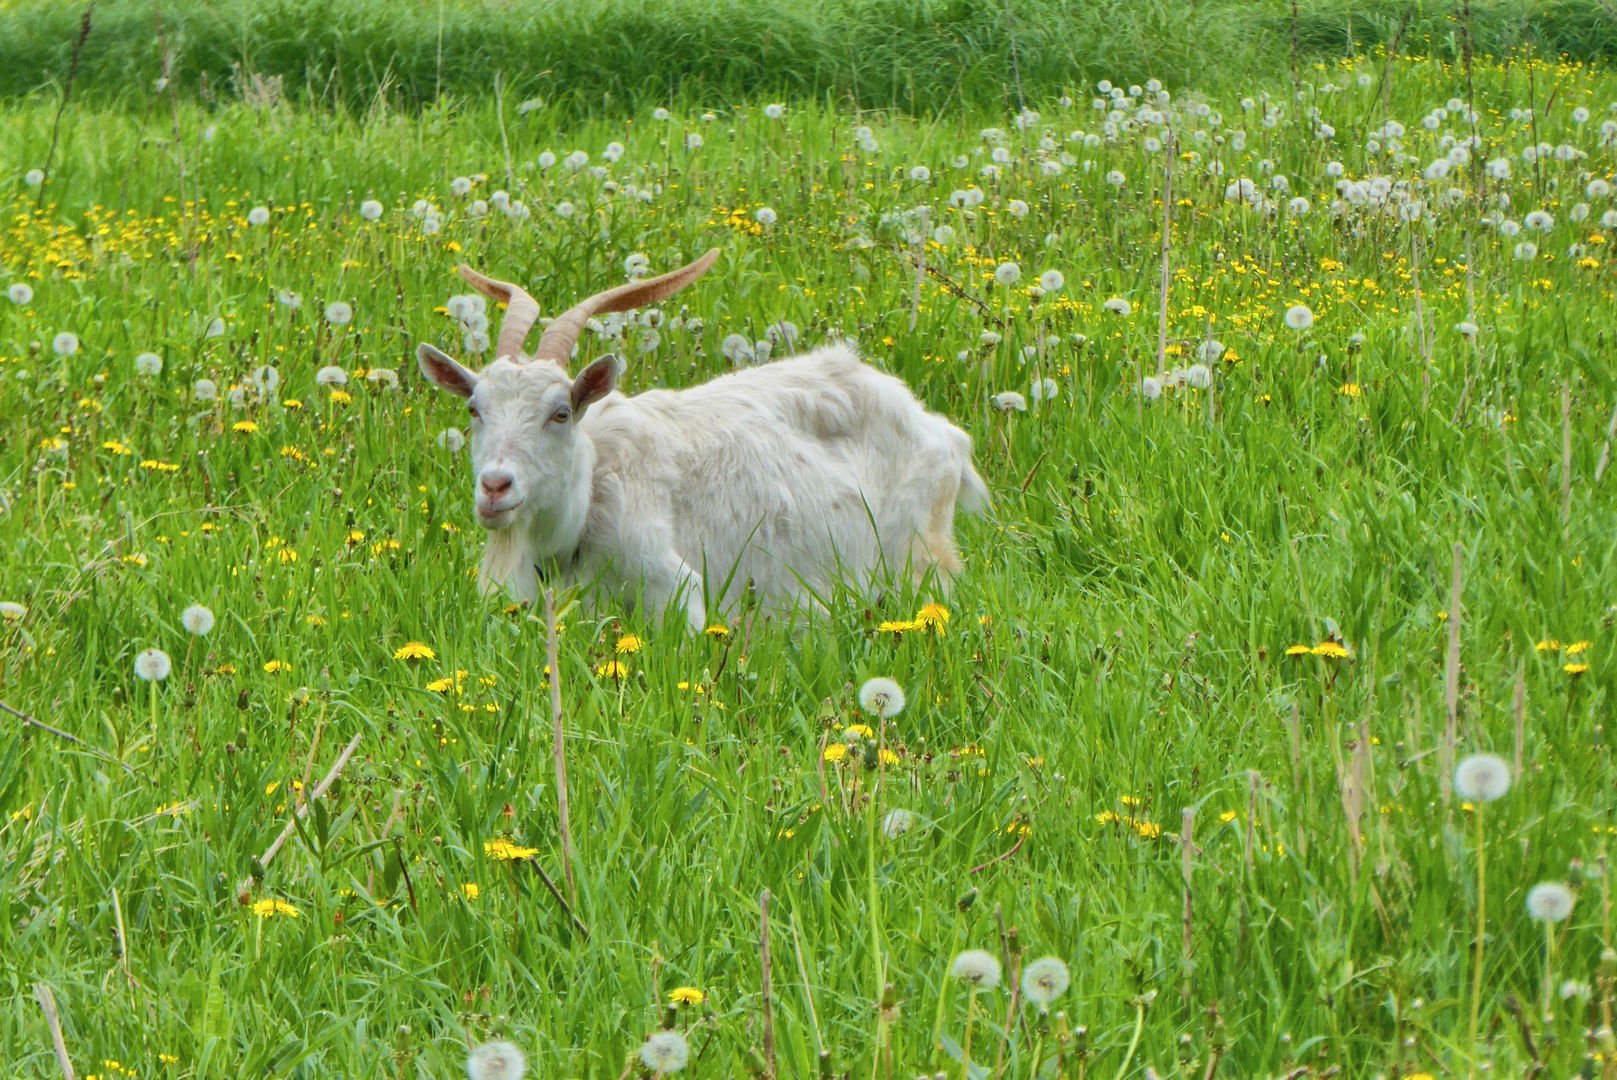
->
0, 0, 1615, 117
1, 43, 1615, 1078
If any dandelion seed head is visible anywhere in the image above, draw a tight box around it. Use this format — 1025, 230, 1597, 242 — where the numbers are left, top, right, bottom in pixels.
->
949, 949, 1002, 988
316, 365, 348, 386
992, 390, 1027, 413
1020, 956, 1071, 1008
135, 352, 163, 376
1140, 376, 1163, 401
359, 199, 384, 221
639, 1030, 690, 1074
1453, 753, 1511, 802
438, 427, 466, 452
1284, 304, 1314, 331
882, 808, 919, 839
858, 676, 906, 718
8, 282, 34, 305
1527, 882, 1574, 923
181, 604, 216, 636
995, 262, 1021, 285
466, 1039, 527, 1080
134, 648, 172, 682
324, 301, 353, 326
1039, 269, 1064, 293
0, 601, 27, 621
52, 332, 79, 356
247, 206, 270, 226
193, 378, 218, 402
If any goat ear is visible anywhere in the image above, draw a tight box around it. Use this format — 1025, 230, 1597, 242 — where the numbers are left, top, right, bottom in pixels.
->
417, 343, 478, 398
571, 354, 623, 412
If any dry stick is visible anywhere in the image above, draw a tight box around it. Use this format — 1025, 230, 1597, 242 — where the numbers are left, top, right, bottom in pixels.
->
35, 982, 76, 1080
1441, 544, 1463, 807
1155, 134, 1176, 378
901, 250, 1008, 329
1593, 399, 1617, 484
236, 733, 362, 899
544, 589, 578, 905
760, 890, 776, 1079
2, 699, 145, 782
1561, 383, 1574, 530
524, 857, 590, 939
1180, 807, 1195, 1002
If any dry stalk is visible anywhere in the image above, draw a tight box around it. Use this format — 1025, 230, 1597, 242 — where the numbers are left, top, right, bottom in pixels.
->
760, 889, 776, 1078
35, 982, 76, 1080
236, 733, 362, 899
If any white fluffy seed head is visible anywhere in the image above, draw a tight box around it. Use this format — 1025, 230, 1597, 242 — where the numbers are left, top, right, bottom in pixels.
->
1020, 956, 1071, 1008
1284, 304, 1315, 331
53, 332, 79, 356
1103, 297, 1130, 317
324, 301, 353, 326
638, 1030, 690, 1073
1453, 753, 1512, 802
466, 1039, 527, 1080
9, 282, 35, 304
181, 604, 216, 636
135, 352, 163, 376
1526, 882, 1574, 923
881, 808, 919, 839
949, 949, 1002, 988
193, 378, 218, 402
858, 677, 906, 718
134, 648, 172, 682
0, 600, 26, 621
360, 199, 384, 221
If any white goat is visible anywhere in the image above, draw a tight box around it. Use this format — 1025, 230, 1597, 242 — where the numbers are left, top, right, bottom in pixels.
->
416, 250, 987, 630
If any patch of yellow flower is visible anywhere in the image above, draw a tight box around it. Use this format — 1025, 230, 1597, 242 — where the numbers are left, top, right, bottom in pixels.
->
394, 641, 436, 661
484, 838, 539, 861
252, 898, 301, 918
668, 986, 706, 1006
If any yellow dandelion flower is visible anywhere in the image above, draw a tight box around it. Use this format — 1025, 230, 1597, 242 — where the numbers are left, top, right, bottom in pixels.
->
614, 633, 644, 655
263, 659, 290, 674
915, 602, 951, 631
668, 986, 706, 1006
251, 898, 301, 918
1094, 810, 1122, 825
595, 659, 627, 679
1284, 644, 1312, 656
232, 420, 259, 434
1564, 662, 1590, 676
426, 676, 455, 693
484, 838, 539, 861
843, 723, 874, 740
1133, 819, 1163, 839
460, 882, 480, 901
1565, 641, 1590, 655
1311, 641, 1350, 659
822, 743, 849, 763
394, 641, 436, 661
703, 623, 731, 639
329, 389, 352, 404
1535, 639, 1561, 652
878, 748, 901, 766
878, 619, 922, 634
1337, 382, 1362, 398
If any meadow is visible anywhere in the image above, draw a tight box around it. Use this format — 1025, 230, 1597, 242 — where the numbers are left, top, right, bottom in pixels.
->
1, 32, 1615, 1080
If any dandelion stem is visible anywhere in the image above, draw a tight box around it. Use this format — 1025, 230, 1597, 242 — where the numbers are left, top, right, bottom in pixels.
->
1114, 998, 1146, 1080
1467, 804, 1487, 1071
960, 987, 978, 1080
1541, 918, 1556, 1024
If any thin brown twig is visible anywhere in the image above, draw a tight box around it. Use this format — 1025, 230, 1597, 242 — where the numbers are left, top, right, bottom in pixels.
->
901, 249, 1008, 329
969, 832, 1026, 874
3, 699, 145, 782
525, 857, 591, 939
236, 733, 362, 899
760, 889, 776, 1078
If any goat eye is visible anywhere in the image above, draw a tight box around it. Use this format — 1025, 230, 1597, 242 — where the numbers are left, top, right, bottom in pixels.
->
468, 405, 480, 421
550, 407, 572, 425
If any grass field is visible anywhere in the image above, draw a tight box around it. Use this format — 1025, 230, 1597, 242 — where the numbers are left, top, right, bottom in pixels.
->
1, 33, 1616, 1080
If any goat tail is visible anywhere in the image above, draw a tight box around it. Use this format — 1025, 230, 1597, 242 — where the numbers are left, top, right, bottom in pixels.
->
956, 460, 990, 515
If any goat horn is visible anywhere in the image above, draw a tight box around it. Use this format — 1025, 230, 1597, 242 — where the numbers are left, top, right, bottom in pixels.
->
531, 248, 721, 368
457, 265, 543, 362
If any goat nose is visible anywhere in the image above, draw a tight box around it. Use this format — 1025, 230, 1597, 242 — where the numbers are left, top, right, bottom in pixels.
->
480, 470, 514, 498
